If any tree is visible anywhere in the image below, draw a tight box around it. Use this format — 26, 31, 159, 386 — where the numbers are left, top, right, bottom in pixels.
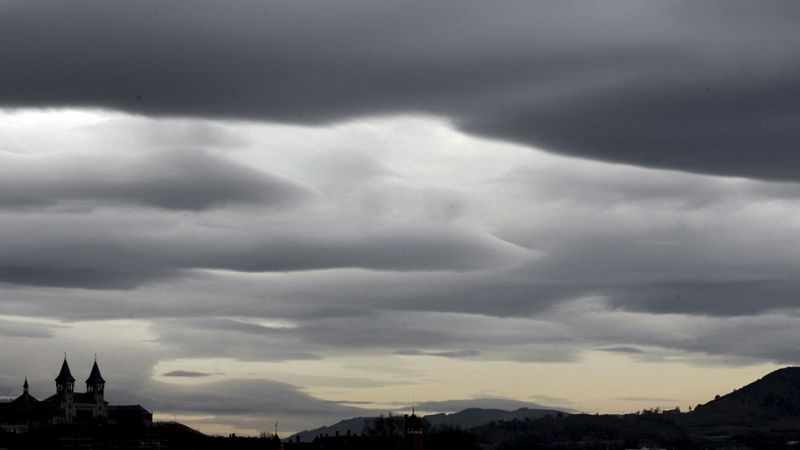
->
366, 413, 403, 437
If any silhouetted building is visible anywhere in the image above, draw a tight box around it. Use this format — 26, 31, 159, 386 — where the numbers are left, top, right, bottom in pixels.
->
0, 357, 152, 432
404, 411, 424, 450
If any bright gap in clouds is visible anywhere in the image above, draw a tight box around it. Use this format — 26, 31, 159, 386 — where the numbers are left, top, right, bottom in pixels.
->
0, 108, 798, 435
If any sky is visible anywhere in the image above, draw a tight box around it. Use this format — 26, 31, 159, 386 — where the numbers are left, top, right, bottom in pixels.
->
1, 0, 800, 436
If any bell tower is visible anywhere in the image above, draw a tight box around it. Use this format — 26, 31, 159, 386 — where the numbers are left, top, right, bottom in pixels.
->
86, 359, 105, 395
55, 356, 75, 423
404, 408, 424, 450
85, 358, 107, 419
55, 357, 75, 393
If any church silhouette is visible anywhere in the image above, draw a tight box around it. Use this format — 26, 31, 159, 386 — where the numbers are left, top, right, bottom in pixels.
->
0, 357, 151, 432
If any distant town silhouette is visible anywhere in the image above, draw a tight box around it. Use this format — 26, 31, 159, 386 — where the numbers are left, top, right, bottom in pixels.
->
5, 362, 800, 448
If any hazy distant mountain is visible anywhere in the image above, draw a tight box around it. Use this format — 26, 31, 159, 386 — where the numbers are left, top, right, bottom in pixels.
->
413, 398, 573, 413
288, 407, 567, 442
151, 421, 206, 435
289, 417, 373, 443
425, 407, 566, 429
289, 369, 800, 447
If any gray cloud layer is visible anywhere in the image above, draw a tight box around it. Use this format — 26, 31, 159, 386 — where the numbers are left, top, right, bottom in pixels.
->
2, 2, 800, 431
0, 148, 308, 211
141, 379, 369, 418
2, 1, 800, 180
0, 210, 527, 288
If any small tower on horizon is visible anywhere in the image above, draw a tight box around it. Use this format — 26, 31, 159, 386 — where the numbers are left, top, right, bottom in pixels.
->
23, 377, 29, 395
404, 407, 424, 450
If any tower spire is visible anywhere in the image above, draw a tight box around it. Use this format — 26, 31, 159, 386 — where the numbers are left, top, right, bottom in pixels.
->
55, 356, 75, 394
86, 358, 106, 394
23, 377, 29, 394
55, 358, 75, 383
86, 360, 105, 384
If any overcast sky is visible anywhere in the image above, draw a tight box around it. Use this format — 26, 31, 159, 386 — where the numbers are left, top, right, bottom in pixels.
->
2, 0, 800, 435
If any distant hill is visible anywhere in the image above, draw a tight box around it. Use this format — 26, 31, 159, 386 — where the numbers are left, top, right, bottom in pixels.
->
289, 368, 800, 448
691, 366, 800, 424
289, 407, 567, 442
414, 398, 575, 413
469, 367, 800, 449
290, 417, 372, 442
425, 407, 565, 429
151, 421, 207, 437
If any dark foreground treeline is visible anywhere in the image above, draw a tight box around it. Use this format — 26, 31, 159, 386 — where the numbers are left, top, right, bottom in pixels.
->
469, 412, 800, 450
282, 427, 476, 450
6, 414, 800, 450
289, 413, 800, 450
0, 423, 282, 450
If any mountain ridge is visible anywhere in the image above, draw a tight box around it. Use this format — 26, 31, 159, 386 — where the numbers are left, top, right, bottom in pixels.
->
289, 367, 800, 447
691, 366, 800, 423
289, 406, 567, 442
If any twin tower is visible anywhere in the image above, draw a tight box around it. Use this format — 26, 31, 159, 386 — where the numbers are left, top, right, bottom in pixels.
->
2, 357, 152, 431
52, 358, 107, 423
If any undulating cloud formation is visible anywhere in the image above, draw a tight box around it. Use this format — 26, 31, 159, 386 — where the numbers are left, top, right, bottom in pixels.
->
1, 0, 800, 436
3, 0, 800, 180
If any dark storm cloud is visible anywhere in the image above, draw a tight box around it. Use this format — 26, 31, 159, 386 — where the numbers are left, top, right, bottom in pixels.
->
162, 370, 215, 378
0, 148, 307, 211
5, 273, 800, 364
141, 379, 370, 418
2, 1, 800, 180
603, 279, 800, 316
598, 346, 644, 354
151, 314, 464, 362
127, 377, 380, 433
490, 159, 800, 318
156, 316, 490, 362
463, 75, 800, 181
0, 318, 57, 339
0, 210, 527, 288
178, 318, 288, 337
394, 349, 481, 358
152, 318, 322, 361
146, 307, 581, 364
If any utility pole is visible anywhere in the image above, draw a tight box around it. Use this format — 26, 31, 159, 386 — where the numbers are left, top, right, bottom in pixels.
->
274, 421, 279, 437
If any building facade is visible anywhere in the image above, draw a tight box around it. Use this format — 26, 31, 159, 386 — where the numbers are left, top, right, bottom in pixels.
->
0, 358, 152, 432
